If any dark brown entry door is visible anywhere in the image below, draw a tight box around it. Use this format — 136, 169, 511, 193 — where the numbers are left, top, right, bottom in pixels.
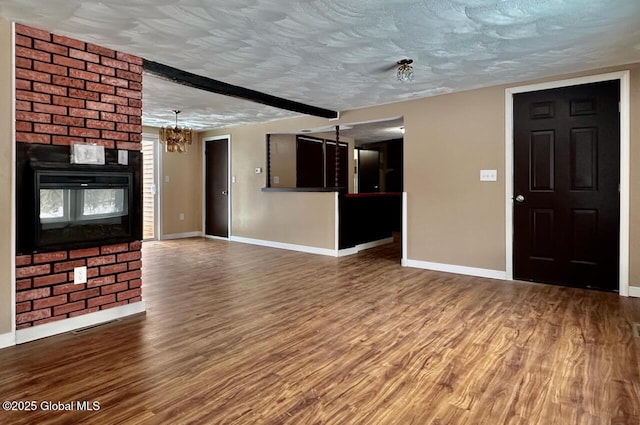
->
358, 149, 380, 193
513, 80, 620, 291
205, 138, 228, 237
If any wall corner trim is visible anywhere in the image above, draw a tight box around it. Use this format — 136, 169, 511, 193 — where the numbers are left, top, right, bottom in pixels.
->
0, 332, 16, 349
15, 301, 146, 344
628, 287, 640, 298
229, 236, 338, 257
405, 259, 507, 280
161, 231, 203, 240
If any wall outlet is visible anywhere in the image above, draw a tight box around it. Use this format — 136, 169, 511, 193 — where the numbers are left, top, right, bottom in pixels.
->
480, 169, 497, 181
273, 176, 280, 184
255, 167, 262, 174
74, 266, 87, 285
179, 213, 185, 221
117, 150, 128, 165
165, 175, 170, 182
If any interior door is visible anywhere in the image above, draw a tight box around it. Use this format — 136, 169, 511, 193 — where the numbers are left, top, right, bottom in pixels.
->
513, 80, 620, 290
205, 138, 229, 238
358, 149, 380, 193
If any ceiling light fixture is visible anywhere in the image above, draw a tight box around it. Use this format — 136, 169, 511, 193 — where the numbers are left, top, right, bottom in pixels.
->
396, 59, 414, 82
160, 110, 193, 153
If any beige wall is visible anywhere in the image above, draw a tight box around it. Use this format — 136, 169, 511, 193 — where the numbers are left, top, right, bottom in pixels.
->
0, 19, 13, 335
269, 134, 296, 188
198, 63, 640, 288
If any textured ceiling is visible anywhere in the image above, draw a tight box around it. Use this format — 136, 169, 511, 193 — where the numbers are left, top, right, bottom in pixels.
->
2, 0, 640, 130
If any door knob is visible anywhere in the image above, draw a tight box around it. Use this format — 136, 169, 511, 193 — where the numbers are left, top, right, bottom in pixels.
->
221, 190, 228, 195
515, 194, 525, 203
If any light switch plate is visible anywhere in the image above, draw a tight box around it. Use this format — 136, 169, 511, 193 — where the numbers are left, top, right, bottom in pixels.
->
255, 167, 262, 174
480, 170, 497, 181
273, 176, 280, 184
232, 176, 236, 183
74, 266, 87, 285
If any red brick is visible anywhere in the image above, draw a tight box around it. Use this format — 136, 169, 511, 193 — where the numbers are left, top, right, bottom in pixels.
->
86, 82, 115, 95
87, 267, 99, 278
87, 63, 115, 76
86, 43, 116, 58
87, 294, 116, 308
100, 263, 128, 275
33, 273, 68, 288
69, 247, 100, 258
116, 123, 142, 133
100, 94, 128, 106
16, 255, 32, 266
34, 39, 68, 55
117, 270, 141, 282
101, 243, 129, 254
69, 68, 100, 82
117, 288, 141, 302
33, 82, 67, 96
101, 130, 129, 141
16, 68, 51, 83
115, 69, 142, 82
16, 264, 51, 278
101, 112, 127, 122
53, 54, 85, 70
16, 323, 32, 330
100, 76, 129, 88
33, 103, 67, 115
16, 301, 31, 314
53, 115, 84, 127
69, 88, 99, 101
129, 296, 142, 303
115, 106, 140, 117
69, 288, 100, 302
128, 98, 142, 108
16, 46, 51, 63
68, 48, 99, 63
53, 283, 86, 295
53, 136, 83, 146
129, 116, 142, 125
117, 251, 141, 262
87, 255, 116, 267
69, 307, 100, 318
16, 287, 51, 302
15, 34, 32, 48
117, 141, 141, 150
34, 123, 68, 135
69, 108, 99, 119
16, 100, 31, 111
84, 139, 115, 149
16, 79, 31, 90
52, 34, 85, 50
33, 251, 67, 264
101, 282, 128, 295
129, 279, 142, 289
16, 121, 32, 132
33, 61, 67, 76
53, 259, 85, 273
16, 57, 32, 69
87, 275, 116, 288
100, 57, 128, 70
16, 110, 51, 123
129, 82, 142, 91
53, 96, 84, 108
86, 119, 114, 130
128, 260, 142, 271
16, 308, 51, 325
16, 279, 32, 291
86, 101, 115, 112
16, 91, 50, 104
129, 241, 142, 250
33, 315, 66, 326
115, 87, 142, 99
128, 64, 143, 74
33, 294, 68, 309
16, 24, 51, 41
52, 75, 85, 89
16, 132, 50, 144
53, 300, 86, 316
101, 300, 129, 310
69, 127, 100, 138
116, 51, 143, 65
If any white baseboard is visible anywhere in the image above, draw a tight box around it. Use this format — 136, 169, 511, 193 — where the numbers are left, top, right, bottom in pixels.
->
229, 236, 337, 257
161, 231, 203, 240
0, 332, 15, 349
629, 286, 640, 298
405, 259, 507, 280
15, 301, 146, 344
337, 237, 394, 257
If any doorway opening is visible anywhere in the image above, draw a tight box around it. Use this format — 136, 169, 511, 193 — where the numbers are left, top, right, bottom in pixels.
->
141, 134, 160, 241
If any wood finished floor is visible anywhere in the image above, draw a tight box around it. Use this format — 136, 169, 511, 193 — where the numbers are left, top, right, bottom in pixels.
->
1, 237, 640, 425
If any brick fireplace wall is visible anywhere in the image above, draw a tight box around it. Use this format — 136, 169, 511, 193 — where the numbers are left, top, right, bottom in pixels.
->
14, 24, 144, 329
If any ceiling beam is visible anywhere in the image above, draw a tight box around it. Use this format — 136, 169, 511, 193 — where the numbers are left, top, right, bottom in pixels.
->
143, 60, 339, 119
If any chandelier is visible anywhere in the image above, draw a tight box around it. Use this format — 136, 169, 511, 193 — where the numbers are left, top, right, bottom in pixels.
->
396, 59, 414, 82
160, 110, 193, 153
